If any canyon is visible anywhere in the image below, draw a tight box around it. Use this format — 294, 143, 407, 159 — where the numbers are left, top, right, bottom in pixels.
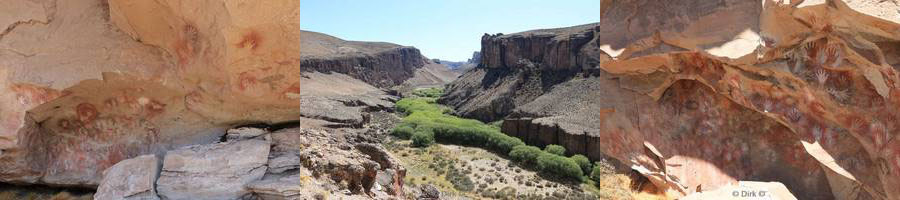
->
443, 0, 900, 199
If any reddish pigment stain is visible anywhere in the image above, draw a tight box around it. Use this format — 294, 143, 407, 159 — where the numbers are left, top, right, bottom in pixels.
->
10, 83, 64, 106
144, 99, 167, 118
186, 91, 204, 105
76, 103, 98, 123
284, 82, 300, 91
58, 119, 72, 130
238, 72, 258, 91
237, 30, 262, 50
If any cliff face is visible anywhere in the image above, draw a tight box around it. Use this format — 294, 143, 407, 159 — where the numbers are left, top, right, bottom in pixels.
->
298, 31, 430, 128
1, 0, 299, 187
443, 0, 900, 199
300, 47, 425, 88
480, 23, 603, 70
300, 30, 426, 89
441, 23, 606, 121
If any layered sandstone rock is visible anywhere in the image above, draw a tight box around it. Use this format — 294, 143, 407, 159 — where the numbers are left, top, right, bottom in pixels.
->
93, 155, 161, 200
445, 0, 900, 199
245, 174, 306, 200
1, 0, 299, 187
90, 125, 405, 199
155, 139, 270, 200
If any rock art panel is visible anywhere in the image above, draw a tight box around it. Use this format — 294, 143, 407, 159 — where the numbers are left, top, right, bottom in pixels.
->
0, 0, 299, 187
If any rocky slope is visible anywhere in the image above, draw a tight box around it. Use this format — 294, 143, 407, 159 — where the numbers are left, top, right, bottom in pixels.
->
442, 0, 900, 199
298, 24, 444, 199
298, 30, 427, 128
400, 60, 460, 90
1, 0, 299, 187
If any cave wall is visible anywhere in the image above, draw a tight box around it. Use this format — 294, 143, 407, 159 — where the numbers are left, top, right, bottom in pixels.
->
0, 0, 300, 187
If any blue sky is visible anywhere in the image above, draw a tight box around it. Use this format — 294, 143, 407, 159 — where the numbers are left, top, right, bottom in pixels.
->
301, 0, 600, 61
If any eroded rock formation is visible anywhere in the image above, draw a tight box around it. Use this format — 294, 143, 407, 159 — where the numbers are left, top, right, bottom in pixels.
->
1, 0, 299, 187
444, 0, 900, 199
300, 30, 426, 88
155, 139, 270, 200
93, 155, 161, 200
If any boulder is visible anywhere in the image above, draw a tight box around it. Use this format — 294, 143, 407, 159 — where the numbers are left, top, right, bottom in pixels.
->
267, 152, 301, 174
246, 174, 305, 200
355, 143, 406, 195
155, 139, 270, 200
93, 155, 161, 200
418, 184, 441, 200
299, 145, 380, 195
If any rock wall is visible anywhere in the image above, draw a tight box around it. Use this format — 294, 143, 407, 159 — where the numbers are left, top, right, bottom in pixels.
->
446, 0, 900, 199
468, 51, 482, 65
480, 23, 603, 70
441, 22, 604, 121
300, 47, 426, 88
0, 0, 299, 187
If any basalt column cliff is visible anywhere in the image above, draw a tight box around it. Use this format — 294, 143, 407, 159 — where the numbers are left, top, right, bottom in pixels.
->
442, 0, 900, 199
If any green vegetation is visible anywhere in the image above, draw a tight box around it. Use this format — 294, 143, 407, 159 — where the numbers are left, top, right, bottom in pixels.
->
571, 154, 592, 174
391, 124, 415, 139
392, 90, 593, 181
412, 87, 444, 98
394, 97, 524, 153
488, 120, 503, 130
536, 153, 584, 179
411, 126, 435, 147
509, 145, 542, 164
544, 144, 566, 156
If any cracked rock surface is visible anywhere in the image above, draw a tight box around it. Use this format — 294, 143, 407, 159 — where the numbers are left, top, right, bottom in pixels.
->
93, 155, 161, 200
155, 139, 270, 200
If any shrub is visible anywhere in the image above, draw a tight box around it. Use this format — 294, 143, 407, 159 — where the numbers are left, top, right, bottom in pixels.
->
571, 154, 592, 174
544, 145, 566, 156
536, 153, 583, 179
411, 127, 435, 147
396, 97, 524, 152
412, 87, 444, 98
391, 124, 415, 139
488, 120, 503, 130
447, 166, 474, 192
509, 145, 542, 163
